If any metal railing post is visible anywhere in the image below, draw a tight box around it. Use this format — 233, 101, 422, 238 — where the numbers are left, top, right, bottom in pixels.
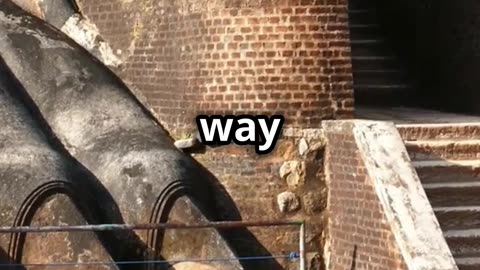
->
299, 221, 306, 270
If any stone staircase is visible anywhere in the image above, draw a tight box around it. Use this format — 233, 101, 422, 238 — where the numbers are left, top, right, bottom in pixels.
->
348, 0, 414, 106
397, 123, 480, 270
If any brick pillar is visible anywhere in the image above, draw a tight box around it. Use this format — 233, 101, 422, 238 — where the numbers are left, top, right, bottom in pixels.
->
323, 121, 408, 270
77, 0, 354, 135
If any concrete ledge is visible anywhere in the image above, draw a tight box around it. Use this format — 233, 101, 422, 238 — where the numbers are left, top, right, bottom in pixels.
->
351, 120, 458, 270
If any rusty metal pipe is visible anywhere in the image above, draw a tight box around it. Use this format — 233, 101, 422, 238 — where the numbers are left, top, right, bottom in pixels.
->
0, 220, 304, 233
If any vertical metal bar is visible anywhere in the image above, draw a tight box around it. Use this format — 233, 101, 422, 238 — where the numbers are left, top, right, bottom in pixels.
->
299, 221, 306, 270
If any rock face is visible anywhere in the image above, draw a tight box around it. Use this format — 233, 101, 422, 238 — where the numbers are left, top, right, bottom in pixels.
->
279, 160, 306, 188
276, 192, 300, 213
174, 135, 206, 154
298, 138, 309, 157
61, 13, 122, 67
303, 191, 325, 215
0, 1, 244, 268
0, 56, 118, 268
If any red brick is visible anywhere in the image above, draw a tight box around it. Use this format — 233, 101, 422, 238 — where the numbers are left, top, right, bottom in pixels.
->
324, 123, 409, 270
75, 6, 356, 262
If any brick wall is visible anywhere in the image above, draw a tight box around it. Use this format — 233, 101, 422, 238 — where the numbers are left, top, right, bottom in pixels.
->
72, 1, 353, 267
194, 129, 327, 269
76, 0, 354, 134
323, 122, 408, 270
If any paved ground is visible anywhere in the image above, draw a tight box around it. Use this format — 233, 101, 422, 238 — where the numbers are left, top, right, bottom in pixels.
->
356, 106, 480, 124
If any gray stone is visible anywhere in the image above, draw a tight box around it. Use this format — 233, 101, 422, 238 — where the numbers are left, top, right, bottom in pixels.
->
279, 160, 295, 179
174, 137, 199, 149
309, 141, 325, 152
282, 128, 324, 139
0, 3, 244, 268
0, 53, 119, 267
298, 137, 309, 156
303, 191, 326, 215
279, 160, 306, 188
277, 192, 300, 213
302, 129, 324, 140
61, 14, 122, 67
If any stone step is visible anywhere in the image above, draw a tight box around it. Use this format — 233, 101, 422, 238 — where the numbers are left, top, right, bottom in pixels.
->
354, 84, 411, 93
413, 160, 480, 169
349, 24, 382, 40
424, 183, 480, 207
348, 9, 378, 24
435, 206, 480, 231
416, 165, 480, 184
397, 123, 480, 141
354, 84, 413, 107
351, 39, 393, 56
405, 140, 480, 161
444, 229, 480, 257
351, 39, 386, 45
456, 257, 480, 270
351, 56, 399, 70
348, 0, 375, 10
353, 69, 407, 85
416, 166, 480, 184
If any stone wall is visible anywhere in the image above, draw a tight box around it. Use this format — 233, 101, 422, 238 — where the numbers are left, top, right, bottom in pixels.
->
76, 0, 354, 134
194, 129, 327, 269
322, 120, 457, 270
66, 1, 354, 268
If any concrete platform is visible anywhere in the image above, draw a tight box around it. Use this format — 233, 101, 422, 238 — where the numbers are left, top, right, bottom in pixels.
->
356, 106, 480, 124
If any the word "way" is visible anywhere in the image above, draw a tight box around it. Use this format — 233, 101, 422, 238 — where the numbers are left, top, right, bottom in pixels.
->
196, 115, 285, 154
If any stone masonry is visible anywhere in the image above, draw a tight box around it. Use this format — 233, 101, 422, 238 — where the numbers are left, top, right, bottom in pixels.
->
322, 120, 458, 270
322, 122, 407, 270
6, 0, 480, 269
194, 129, 328, 269
71, 1, 354, 268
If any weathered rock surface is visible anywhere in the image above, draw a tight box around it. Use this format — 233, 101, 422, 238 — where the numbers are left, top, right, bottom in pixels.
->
303, 191, 325, 215
0, 54, 118, 268
277, 191, 300, 213
279, 160, 306, 188
0, 1, 243, 268
174, 136, 206, 154
298, 138, 309, 156
11, 0, 121, 67
175, 138, 199, 149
